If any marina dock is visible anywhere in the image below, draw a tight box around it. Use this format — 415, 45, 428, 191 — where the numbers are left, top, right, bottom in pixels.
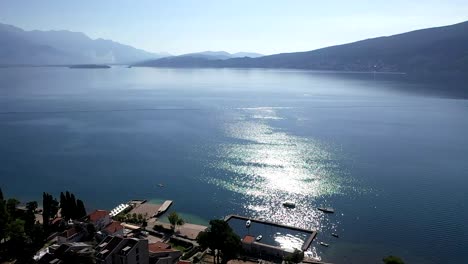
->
225, 215, 317, 251
157, 200, 173, 215
302, 231, 317, 251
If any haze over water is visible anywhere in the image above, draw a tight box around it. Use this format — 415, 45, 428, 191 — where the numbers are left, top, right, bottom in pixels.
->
0, 67, 467, 263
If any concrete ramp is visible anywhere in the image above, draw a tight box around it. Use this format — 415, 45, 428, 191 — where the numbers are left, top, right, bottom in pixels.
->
157, 200, 173, 215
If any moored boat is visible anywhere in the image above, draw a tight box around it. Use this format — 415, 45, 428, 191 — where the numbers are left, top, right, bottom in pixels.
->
256, 235, 263, 241
246, 219, 251, 227
320, 242, 329, 247
318, 207, 335, 213
283, 201, 296, 208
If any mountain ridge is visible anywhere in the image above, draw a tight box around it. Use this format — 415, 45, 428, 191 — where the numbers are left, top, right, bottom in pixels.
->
135, 20, 468, 76
0, 22, 167, 65
163, 51, 264, 61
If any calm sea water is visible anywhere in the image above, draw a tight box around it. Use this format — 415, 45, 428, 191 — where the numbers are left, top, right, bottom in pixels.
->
0, 67, 467, 263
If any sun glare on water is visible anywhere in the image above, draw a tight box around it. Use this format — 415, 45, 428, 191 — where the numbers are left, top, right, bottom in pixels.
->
206, 107, 354, 231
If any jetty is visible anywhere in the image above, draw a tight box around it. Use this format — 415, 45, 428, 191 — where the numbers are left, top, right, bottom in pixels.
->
225, 215, 317, 251
157, 200, 173, 215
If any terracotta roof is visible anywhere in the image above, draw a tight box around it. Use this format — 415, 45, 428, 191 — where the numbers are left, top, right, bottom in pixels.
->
61, 227, 78, 238
51, 217, 62, 225
89, 210, 109, 222
148, 242, 174, 253
243, 235, 255, 244
104, 221, 123, 234
178, 261, 191, 264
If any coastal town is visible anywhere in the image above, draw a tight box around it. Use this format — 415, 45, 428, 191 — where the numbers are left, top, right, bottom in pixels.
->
1, 189, 404, 264
30, 198, 325, 264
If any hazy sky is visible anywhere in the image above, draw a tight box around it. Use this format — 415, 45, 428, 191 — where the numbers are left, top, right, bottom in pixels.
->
1, 0, 467, 55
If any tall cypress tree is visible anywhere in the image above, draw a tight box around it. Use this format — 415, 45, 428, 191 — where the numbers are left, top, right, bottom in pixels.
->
42, 192, 50, 231
0, 188, 7, 243
49, 196, 59, 221
59, 191, 85, 220
76, 199, 87, 219
43, 193, 59, 232
59, 192, 66, 219
24, 201, 37, 236
65, 191, 72, 220
70, 194, 77, 219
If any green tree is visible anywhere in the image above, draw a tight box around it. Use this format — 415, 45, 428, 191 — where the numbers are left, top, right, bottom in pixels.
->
197, 219, 242, 264
60, 192, 67, 219
43, 193, 58, 232
30, 223, 45, 246
6, 219, 26, 257
61, 191, 81, 220
114, 214, 125, 222
6, 199, 19, 219
86, 223, 96, 240
23, 201, 37, 237
7, 218, 25, 242
64, 191, 72, 219
70, 193, 77, 219
0, 188, 8, 244
26, 201, 38, 212
168, 212, 184, 231
0, 189, 46, 261
76, 199, 87, 219
383, 255, 405, 264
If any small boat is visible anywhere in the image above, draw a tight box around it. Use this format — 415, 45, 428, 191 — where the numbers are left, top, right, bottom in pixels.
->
332, 233, 339, 238
319, 242, 329, 247
283, 201, 296, 208
246, 219, 251, 227
256, 235, 263, 241
318, 207, 334, 213
157, 183, 164, 187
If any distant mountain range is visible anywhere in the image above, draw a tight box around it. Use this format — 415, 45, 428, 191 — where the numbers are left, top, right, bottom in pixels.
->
178, 51, 264, 60
136, 51, 264, 67
135, 21, 468, 76
0, 23, 169, 65
0, 22, 262, 66
2, 20, 467, 76
135, 51, 264, 67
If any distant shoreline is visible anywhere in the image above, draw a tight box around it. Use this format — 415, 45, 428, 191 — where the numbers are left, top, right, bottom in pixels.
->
0, 64, 124, 68
69, 64, 111, 69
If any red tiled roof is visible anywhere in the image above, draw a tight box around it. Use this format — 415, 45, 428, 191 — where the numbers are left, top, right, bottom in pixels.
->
105, 221, 123, 234
89, 210, 109, 222
51, 217, 62, 225
148, 242, 174, 253
61, 227, 78, 238
178, 261, 191, 264
243, 235, 255, 244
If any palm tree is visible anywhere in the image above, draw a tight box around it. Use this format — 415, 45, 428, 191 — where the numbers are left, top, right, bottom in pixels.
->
167, 212, 184, 231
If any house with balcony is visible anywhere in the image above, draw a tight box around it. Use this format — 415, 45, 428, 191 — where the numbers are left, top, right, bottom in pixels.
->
148, 242, 182, 264
103, 221, 124, 237
57, 227, 85, 244
88, 210, 111, 230
95, 235, 149, 264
